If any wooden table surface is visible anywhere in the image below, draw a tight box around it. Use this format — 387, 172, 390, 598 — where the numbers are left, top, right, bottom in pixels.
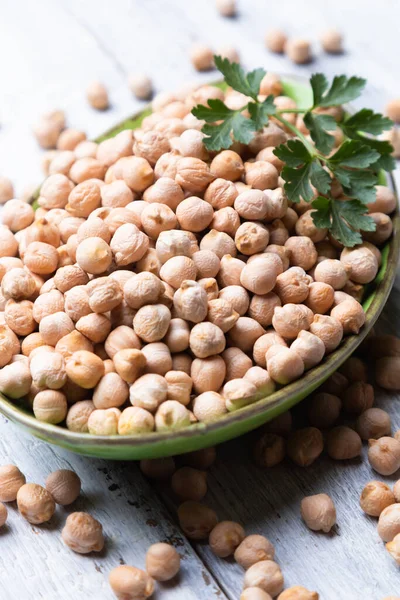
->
0, 1, 400, 598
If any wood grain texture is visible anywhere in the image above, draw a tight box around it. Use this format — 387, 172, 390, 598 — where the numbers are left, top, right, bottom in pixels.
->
1, 1, 400, 599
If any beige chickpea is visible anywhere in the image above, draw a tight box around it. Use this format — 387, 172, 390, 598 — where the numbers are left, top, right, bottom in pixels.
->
198, 277, 219, 301
272, 304, 313, 340
73, 312, 108, 345
241, 588, 272, 600
301, 493, 336, 533
129, 373, 168, 412
45, 469, 81, 506
287, 427, 323, 466
170, 129, 208, 161
0, 226, 18, 259
74, 140, 98, 159
66, 350, 105, 389
320, 28, 343, 53
309, 314, 343, 353
165, 370, 193, 405
76, 237, 112, 275
356, 408, 391, 441
0, 176, 14, 204
267, 346, 304, 384
2, 199, 34, 232
2, 268, 36, 301
38, 174, 74, 210
243, 560, 284, 597
200, 229, 237, 259
340, 246, 378, 284
143, 177, 184, 211
223, 378, 258, 411
154, 150, 181, 179
189, 44, 214, 71
244, 161, 279, 190
123, 273, 162, 311
128, 73, 153, 99
66, 400, 95, 433
235, 222, 269, 256
267, 219, 289, 245
55, 330, 93, 362
191, 251, 220, 280
113, 349, 146, 384
57, 129, 86, 151
17, 483, 55, 524
39, 311, 74, 345
253, 332, 285, 370
86, 81, 109, 110
105, 326, 141, 359
175, 196, 214, 233
295, 210, 327, 243
189, 322, 226, 358
155, 399, 191, 431
93, 372, 129, 409
133, 304, 171, 343
360, 481, 395, 517
209, 150, 243, 182
0, 464, 26, 502
100, 180, 133, 209
326, 426, 362, 460
33, 390, 68, 424
211, 207, 240, 237
235, 534, 275, 570
228, 317, 265, 352
53, 266, 88, 295
62, 511, 104, 553
155, 230, 192, 265
173, 280, 208, 323
117, 406, 154, 435
140, 202, 177, 239
0, 257, 24, 273
256, 147, 284, 172
192, 391, 227, 422
364, 212, 393, 245
5, 299, 35, 336
290, 330, 325, 370
88, 407, 121, 435
314, 259, 348, 290
330, 298, 365, 335
96, 129, 133, 167
67, 180, 101, 218
144, 542, 180, 583
178, 500, 218, 540
204, 178, 238, 210
265, 29, 287, 54
240, 254, 282, 296
207, 296, 239, 333
175, 157, 215, 194
285, 236, 317, 271
378, 504, 400, 542
219, 285, 249, 316
244, 366, 275, 394
305, 282, 334, 314
163, 318, 190, 353
30, 351, 67, 389
191, 355, 226, 393
86, 277, 123, 314
218, 255, 245, 287
368, 185, 396, 214
110, 223, 149, 266
208, 521, 245, 559
0, 361, 32, 399
253, 432, 286, 468
285, 38, 312, 64
49, 151, 75, 177
69, 158, 106, 184
368, 437, 400, 476
136, 248, 162, 278
21, 332, 46, 356
307, 392, 341, 429
109, 565, 154, 600
274, 267, 311, 305
58, 217, 85, 244
386, 532, 400, 567
104, 207, 141, 235
171, 466, 207, 502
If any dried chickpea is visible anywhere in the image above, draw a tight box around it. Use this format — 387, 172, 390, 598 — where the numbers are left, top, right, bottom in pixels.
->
243, 560, 284, 597
200, 229, 237, 258
309, 314, 343, 353
235, 221, 269, 255
113, 349, 146, 384
88, 408, 120, 435
217, 255, 245, 287
141, 342, 172, 375
190, 44, 214, 71
124, 272, 162, 310
208, 521, 245, 559
92, 372, 129, 410
290, 330, 325, 370
223, 378, 257, 411
241, 589, 272, 600
0, 360, 32, 399
75, 313, 111, 343
118, 406, 155, 435
192, 391, 227, 422
76, 236, 112, 275
301, 493, 336, 532
17, 483, 55, 524
305, 282, 334, 314
2, 268, 36, 301
340, 246, 378, 284
66, 400, 95, 433
146, 542, 180, 582
274, 267, 311, 305
287, 427, 323, 466
378, 504, 400, 541
368, 437, 400, 476
30, 351, 67, 389
175, 196, 214, 233
330, 299, 365, 335
33, 390, 68, 424
240, 254, 282, 296
171, 467, 207, 501
272, 304, 313, 340
326, 426, 362, 460
307, 393, 341, 429
386, 533, 400, 566
2, 199, 34, 232
54, 264, 89, 293
133, 304, 171, 343
165, 370, 192, 405
62, 511, 104, 553
191, 355, 226, 393
55, 330, 93, 360
0, 227, 18, 259
5, 299, 35, 336
248, 293, 281, 328
139, 457, 176, 480
177, 500, 218, 540
21, 332, 46, 356
109, 565, 154, 600
110, 223, 149, 266
38, 311, 74, 346
285, 236, 317, 271
128, 73, 153, 99
173, 280, 208, 323
253, 433, 286, 468
0, 176, 14, 204
66, 350, 105, 389
100, 180, 133, 209
129, 373, 167, 412
143, 177, 184, 210
86, 81, 109, 110
356, 408, 391, 441
45, 469, 81, 505
0, 465, 26, 502
228, 317, 265, 352
314, 259, 348, 290
360, 481, 395, 517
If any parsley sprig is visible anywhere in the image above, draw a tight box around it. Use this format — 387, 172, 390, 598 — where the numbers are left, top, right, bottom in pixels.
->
191, 57, 394, 247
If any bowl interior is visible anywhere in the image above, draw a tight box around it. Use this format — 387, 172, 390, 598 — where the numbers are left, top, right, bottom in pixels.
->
1, 76, 399, 460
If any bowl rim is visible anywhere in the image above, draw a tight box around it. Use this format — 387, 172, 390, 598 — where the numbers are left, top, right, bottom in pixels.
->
1, 75, 399, 452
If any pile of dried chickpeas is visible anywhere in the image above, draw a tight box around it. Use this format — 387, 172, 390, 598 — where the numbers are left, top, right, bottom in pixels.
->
0, 72, 395, 440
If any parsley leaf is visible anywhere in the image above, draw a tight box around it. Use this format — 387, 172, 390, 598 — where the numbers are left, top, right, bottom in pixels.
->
303, 112, 336, 154
310, 73, 366, 108
327, 140, 379, 168
273, 139, 312, 167
192, 99, 255, 151
343, 109, 392, 136
326, 141, 379, 203
248, 96, 276, 130
312, 196, 376, 247
214, 56, 265, 101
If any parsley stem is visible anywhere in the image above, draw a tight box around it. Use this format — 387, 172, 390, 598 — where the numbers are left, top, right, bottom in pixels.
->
274, 114, 316, 156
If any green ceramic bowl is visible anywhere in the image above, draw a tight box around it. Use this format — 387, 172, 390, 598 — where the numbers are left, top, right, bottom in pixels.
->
0, 77, 399, 460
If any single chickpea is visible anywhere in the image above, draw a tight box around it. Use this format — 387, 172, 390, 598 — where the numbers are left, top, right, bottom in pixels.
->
223, 378, 258, 411
66, 400, 95, 433
198, 277, 219, 301
96, 129, 133, 168
364, 212, 393, 245
252, 332, 286, 368
192, 250, 220, 280
110, 223, 149, 266
45, 469, 81, 505
66, 350, 105, 389
314, 259, 349, 290
200, 229, 237, 259
192, 390, 227, 422
300, 493, 336, 532
171, 466, 207, 502
86, 277, 123, 314
243, 560, 284, 597
330, 299, 366, 335
256, 147, 284, 172
307, 392, 341, 429
38, 174, 75, 210
144, 542, 180, 584
104, 206, 141, 235
360, 481, 395, 517
155, 400, 191, 431
175, 157, 215, 194
165, 370, 192, 405
54, 264, 89, 293
285, 236, 317, 271
100, 180, 133, 210
2, 268, 36, 301
163, 319, 189, 354
356, 408, 391, 441
309, 314, 343, 353
253, 432, 286, 468
88, 407, 121, 435
62, 511, 104, 553
109, 565, 154, 600
320, 29, 343, 53
21, 332, 46, 356
55, 330, 93, 360
0, 176, 15, 204
376, 357, 400, 390
38, 311, 74, 346
378, 504, 400, 542
173, 280, 208, 323
69, 158, 106, 184
208, 521, 245, 559
274, 267, 311, 305
290, 330, 325, 370
188, 322, 225, 358
340, 246, 378, 284
66, 180, 102, 217
155, 230, 192, 265
139, 457, 176, 480
204, 178, 238, 210
228, 317, 265, 353
142, 342, 172, 376
33, 390, 68, 424
117, 406, 154, 435
4, 299, 35, 336
217, 255, 244, 287
86, 81, 109, 110
244, 160, 279, 190
235, 222, 269, 256
272, 304, 313, 340
140, 202, 177, 239
190, 44, 214, 71
247, 293, 281, 329
2, 199, 34, 232
175, 196, 214, 233
0, 464, 26, 502
305, 281, 334, 314
241, 588, 272, 600
178, 500, 218, 540
326, 426, 362, 460
133, 304, 171, 343
386, 533, 400, 566
128, 73, 153, 99
191, 355, 226, 393
287, 427, 323, 466
368, 437, 400, 476
58, 217, 85, 244
0, 357, 32, 399
123, 272, 162, 310
342, 381, 373, 415
234, 534, 275, 571
75, 237, 112, 275
240, 254, 282, 296
129, 373, 167, 413
56, 129, 86, 152
267, 219, 289, 245
143, 177, 184, 212
30, 351, 67, 389
75, 313, 111, 343
210, 150, 244, 182
219, 286, 250, 316
285, 38, 312, 64
265, 29, 287, 54
92, 372, 129, 410
207, 298, 239, 332
368, 185, 397, 214
113, 348, 146, 384
74, 140, 98, 159
48, 150, 75, 176
0, 227, 18, 259
16, 482, 55, 526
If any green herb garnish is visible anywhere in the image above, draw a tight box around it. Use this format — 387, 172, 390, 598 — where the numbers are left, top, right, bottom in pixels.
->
191, 57, 394, 247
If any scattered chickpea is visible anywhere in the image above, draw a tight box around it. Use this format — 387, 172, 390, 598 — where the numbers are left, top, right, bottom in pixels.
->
307, 393, 341, 429
375, 357, 400, 390
356, 408, 391, 441
386, 533, 400, 566
190, 44, 214, 71
320, 29, 343, 53
86, 81, 109, 110
360, 481, 395, 517
33, 389, 68, 424
216, 0, 236, 17
287, 427, 323, 467
378, 503, 400, 542
139, 457, 176, 480
62, 511, 104, 553
17, 483, 55, 524
326, 426, 362, 460
145, 542, 180, 582
253, 433, 286, 468
243, 560, 284, 597
0, 464, 26, 502
285, 38, 312, 64
265, 30, 287, 54
301, 493, 336, 532
368, 437, 400, 476
277, 587, 319, 600
171, 467, 207, 501
241, 588, 273, 600
109, 565, 154, 600
128, 74, 153, 100
178, 500, 218, 540
45, 469, 81, 505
